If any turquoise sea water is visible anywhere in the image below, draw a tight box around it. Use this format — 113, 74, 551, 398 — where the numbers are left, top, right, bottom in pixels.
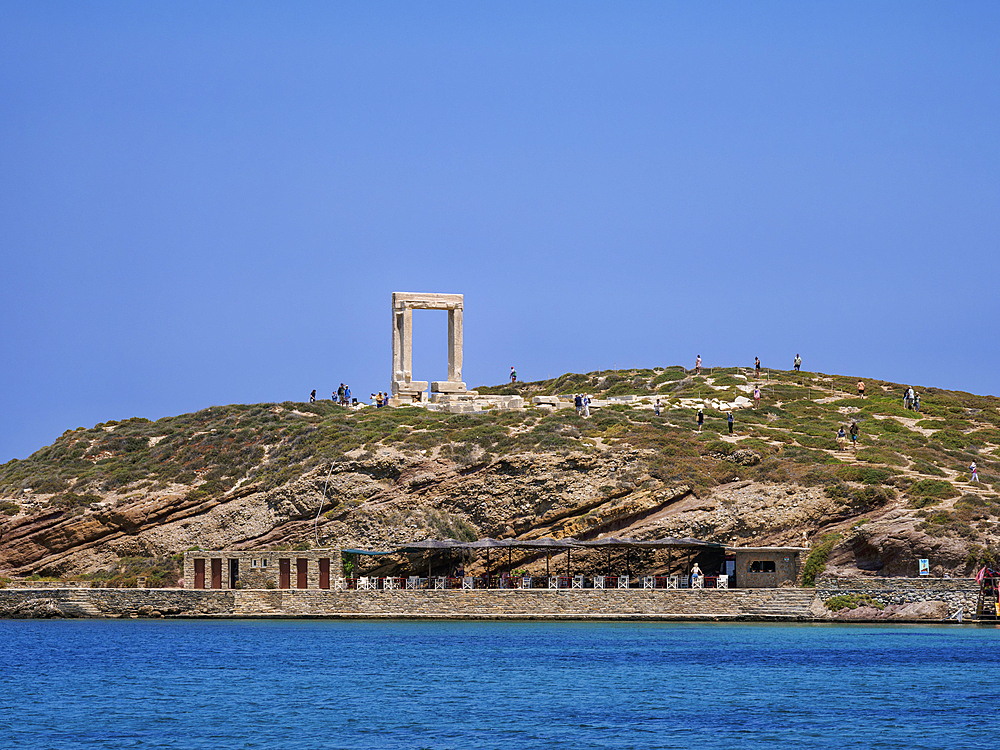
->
0, 620, 997, 749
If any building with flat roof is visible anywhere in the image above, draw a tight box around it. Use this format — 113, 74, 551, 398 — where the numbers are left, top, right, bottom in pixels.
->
728, 547, 807, 588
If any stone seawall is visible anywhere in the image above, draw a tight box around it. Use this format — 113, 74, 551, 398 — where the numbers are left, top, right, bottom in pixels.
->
0, 580, 982, 621
0, 587, 817, 620
815, 576, 979, 615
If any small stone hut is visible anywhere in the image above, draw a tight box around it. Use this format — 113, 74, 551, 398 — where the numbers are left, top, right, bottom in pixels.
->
183, 549, 343, 590
729, 547, 806, 588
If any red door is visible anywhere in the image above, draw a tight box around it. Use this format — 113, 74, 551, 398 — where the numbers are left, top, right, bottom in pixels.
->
194, 559, 205, 589
319, 558, 330, 590
279, 558, 290, 589
211, 559, 222, 589
296, 558, 308, 589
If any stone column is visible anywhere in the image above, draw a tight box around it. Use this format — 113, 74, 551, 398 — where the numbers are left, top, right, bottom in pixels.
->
448, 307, 463, 383
392, 302, 414, 391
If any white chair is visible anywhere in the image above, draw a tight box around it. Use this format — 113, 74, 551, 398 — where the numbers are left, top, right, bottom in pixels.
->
519, 576, 532, 589
462, 576, 474, 590
667, 576, 679, 589
434, 577, 446, 590
643, 576, 654, 589
692, 575, 704, 589
593, 576, 605, 589
548, 576, 559, 589
617, 576, 629, 589
334, 577, 346, 591
572, 575, 585, 589
406, 576, 420, 590
717, 575, 729, 590
356, 576, 368, 590
384, 577, 398, 590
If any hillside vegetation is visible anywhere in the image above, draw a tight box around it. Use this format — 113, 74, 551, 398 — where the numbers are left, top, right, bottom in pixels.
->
1, 365, 998, 584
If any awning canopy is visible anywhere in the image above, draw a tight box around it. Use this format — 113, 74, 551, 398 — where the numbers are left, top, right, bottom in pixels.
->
391, 535, 721, 553
341, 549, 396, 556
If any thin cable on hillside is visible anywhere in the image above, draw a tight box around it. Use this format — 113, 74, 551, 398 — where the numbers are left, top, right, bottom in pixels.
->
314, 463, 335, 548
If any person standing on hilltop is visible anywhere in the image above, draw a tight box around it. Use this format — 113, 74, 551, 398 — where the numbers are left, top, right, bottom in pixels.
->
510, 366, 517, 383
697, 408, 704, 432
754, 357, 761, 379
794, 354, 801, 372
345, 384, 351, 405
695, 355, 702, 375
914, 392, 921, 412
337, 383, 346, 406
727, 411, 734, 435
753, 386, 761, 409
857, 381, 866, 399
310, 389, 316, 404
574, 394, 582, 416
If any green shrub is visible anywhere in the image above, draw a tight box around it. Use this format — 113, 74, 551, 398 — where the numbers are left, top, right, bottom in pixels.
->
802, 533, 842, 586
824, 593, 884, 611
855, 448, 907, 466
835, 466, 894, 485
910, 479, 959, 500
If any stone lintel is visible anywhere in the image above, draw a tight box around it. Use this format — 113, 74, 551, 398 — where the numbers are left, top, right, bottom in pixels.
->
392, 292, 463, 311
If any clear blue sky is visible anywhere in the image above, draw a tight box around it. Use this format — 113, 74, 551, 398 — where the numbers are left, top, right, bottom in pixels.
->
2, 2, 998, 463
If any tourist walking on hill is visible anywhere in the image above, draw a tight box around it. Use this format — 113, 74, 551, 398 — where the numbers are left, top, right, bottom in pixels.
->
914, 392, 921, 412
903, 388, 911, 410
970, 461, 979, 483
510, 366, 517, 383
574, 394, 582, 416
654, 399, 661, 417
754, 357, 761, 379
695, 355, 702, 375
857, 381, 866, 399
310, 389, 316, 404
727, 411, 734, 435
345, 385, 352, 405
697, 408, 704, 432
753, 386, 761, 409
794, 354, 801, 372
849, 422, 859, 451
583, 395, 591, 418
337, 384, 345, 405
837, 426, 847, 451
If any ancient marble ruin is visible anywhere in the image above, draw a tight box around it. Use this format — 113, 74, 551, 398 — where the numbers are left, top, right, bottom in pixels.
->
389, 291, 523, 413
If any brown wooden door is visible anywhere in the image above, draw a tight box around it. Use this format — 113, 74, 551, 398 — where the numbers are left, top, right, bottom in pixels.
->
279, 558, 290, 589
211, 559, 222, 589
296, 558, 308, 589
194, 559, 205, 589
319, 558, 330, 589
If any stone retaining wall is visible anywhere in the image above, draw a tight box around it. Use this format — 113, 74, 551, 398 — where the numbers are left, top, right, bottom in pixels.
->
815, 576, 979, 615
0, 580, 983, 620
0, 587, 816, 620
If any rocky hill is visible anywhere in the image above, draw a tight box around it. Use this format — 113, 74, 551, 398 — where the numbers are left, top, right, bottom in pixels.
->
1, 365, 998, 586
